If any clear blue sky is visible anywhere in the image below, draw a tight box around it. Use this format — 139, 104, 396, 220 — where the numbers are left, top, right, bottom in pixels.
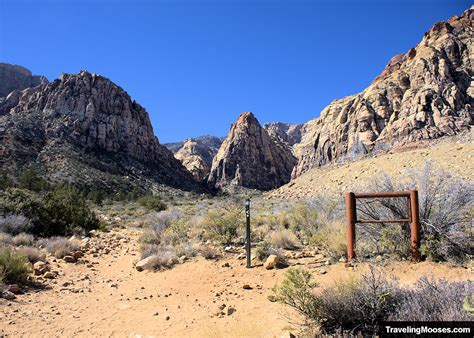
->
0, 0, 469, 143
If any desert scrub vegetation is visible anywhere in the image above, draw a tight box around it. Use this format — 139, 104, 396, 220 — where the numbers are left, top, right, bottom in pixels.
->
201, 204, 243, 245
356, 163, 473, 262
273, 266, 473, 335
42, 237, 80, 258
0, 185, 100, 237
0, 247, 30, 285
137, 195, 167, 211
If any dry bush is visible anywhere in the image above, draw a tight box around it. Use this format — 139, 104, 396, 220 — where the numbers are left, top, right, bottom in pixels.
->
268, 228, 299, 249
389, 277, 473, 321
140, 244, 178, 270
0, 214, 33, 235
0, 247, 30, 284
12, 233, 35, 247
310, 221, 347, 258
17, 246, 45, 263
254, 240, 285, 262
44, 237, 80, 258
174, 242, 199, 258
356, 163, 473, 262
0, 232, 13, 246
201, 204, 243, 245
198, 245, 220, 259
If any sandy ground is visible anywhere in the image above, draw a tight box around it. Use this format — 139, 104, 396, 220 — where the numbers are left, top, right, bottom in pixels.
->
269, 138, 474, 199
1, 228, 471, 338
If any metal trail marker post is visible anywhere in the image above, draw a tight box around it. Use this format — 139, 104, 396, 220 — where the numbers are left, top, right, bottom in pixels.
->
245, 198, 251, 268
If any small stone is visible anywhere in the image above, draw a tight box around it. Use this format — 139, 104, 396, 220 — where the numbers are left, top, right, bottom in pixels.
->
218, 304, 226, 310
226, 307, 236, 316
136, 256, 157, 272
153, 312, 159, 316
339, 257, 347, 263
319, 268, 327, 275
1, 290, 16, 300
63, 256, 76, 263
73, 251, 84, 260
165, 316, 170, 321
375, 255, 383, 262
44, 271, 56, 279
264, 255, 279, 270
267, 295, 277, 302
7, 284, 22, 294
242, 284, 252, 290
221, 262, 230, 268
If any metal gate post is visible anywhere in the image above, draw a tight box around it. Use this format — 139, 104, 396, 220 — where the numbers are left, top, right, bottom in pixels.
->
409, 190, 421, 262
345, 192, 356, 260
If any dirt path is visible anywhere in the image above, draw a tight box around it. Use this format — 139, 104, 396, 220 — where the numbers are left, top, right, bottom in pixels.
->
1, 229, 471, 337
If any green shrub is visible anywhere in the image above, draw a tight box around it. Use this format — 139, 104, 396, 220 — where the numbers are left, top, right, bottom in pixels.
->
309, 221, 347, 258
202, 205, 242, 245
0, 248, 30, 284
0, 186, 99, 236
42, 185, 100, 236
255, 240, 285, 262
17, 168, 51, 192
163, 218, 189, 246
287, 202, 319, 233
138, 195, 167, 211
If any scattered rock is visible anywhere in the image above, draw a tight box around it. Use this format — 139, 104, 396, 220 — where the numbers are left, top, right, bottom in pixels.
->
267, 295, 277, 302
43, 271, 56, 279
136, 256, 157, 272
33, 261, 48, 275
226, 307, 236, 316
7, 284, 22, 294
63, 256, 76, 263
319, 268, 327, 275
375, 255, 383, 262
339, 257, 347, 263
221, 262, 230, 268
1, 290, 16, 300
242, 284, 252, 290
264, 255, 279, 270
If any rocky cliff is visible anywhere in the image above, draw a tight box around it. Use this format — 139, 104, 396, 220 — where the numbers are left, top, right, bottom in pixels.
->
172, 135, 223, 181
292, 8, 473, 178
0, 69, 201, 192
263, 122, 304, 148
0, 63, 48, 97
208, 112, 296, 190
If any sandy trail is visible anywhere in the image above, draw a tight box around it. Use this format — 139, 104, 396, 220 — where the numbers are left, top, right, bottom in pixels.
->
1, 229, 471, 337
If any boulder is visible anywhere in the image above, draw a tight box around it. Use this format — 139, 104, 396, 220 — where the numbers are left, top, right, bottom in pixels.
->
136, 256, 157, 272
264, 255, 279, 270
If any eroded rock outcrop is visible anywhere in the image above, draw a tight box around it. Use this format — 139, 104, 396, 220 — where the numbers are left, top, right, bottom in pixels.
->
292, 8, 473, 178
0, 70, 200, 192
0, 63, 48, 97
263, 122, 304, 148
173, 136, 223, 181
208, 112, 296, 190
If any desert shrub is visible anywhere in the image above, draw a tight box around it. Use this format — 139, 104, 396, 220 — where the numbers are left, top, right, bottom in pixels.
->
0, 188, 46, 229
17, 168, 51, 192
17, 246, 45, 263
45, 237, 80, 258
389, 277, 473, 321
310, 221, 347, 258
41, 185, 100, 236
380, 225, 411, 258
198, 245, 220, 259
0, 247, 30, 284
138, 195, 167, 211
139, 210, 184, 245
357, 163, 473, 262
273, 266, 402, 335
139, 229, 161, 245
287, 202, 319, 233
272, 267, 320, 322
0, 214, 33, 235
0, 232, 13, 246
0, 186, 99, 237
163, 218, 189, 246
12, 233, 35, 246
202, 204, 242, 245
140, 244, 178, 270
268, 228, 298, 249
255, 240, 285, 262
174, 242, 198, 258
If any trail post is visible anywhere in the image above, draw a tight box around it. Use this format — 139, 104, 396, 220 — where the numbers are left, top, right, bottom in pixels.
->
245, 198, 251, 268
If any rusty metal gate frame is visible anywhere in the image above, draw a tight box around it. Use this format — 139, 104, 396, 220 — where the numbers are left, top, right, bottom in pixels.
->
345, 190, 421, 262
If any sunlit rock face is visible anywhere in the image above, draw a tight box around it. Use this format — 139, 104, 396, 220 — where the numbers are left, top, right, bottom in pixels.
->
292, 8, 473, 178
208, 112, 297, 191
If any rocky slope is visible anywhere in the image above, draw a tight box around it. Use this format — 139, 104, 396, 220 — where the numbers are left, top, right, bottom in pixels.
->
263, 122, 303, 149
0, 69, 201, 192
0, 63, 48, 97
208, 112, 296, 190
172, 136, 223, 182
292, 8, 473, 178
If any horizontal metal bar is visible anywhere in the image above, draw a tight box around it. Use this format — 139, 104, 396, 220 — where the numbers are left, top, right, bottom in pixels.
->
357, 219, 410, 224
354, 191, 411, 198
